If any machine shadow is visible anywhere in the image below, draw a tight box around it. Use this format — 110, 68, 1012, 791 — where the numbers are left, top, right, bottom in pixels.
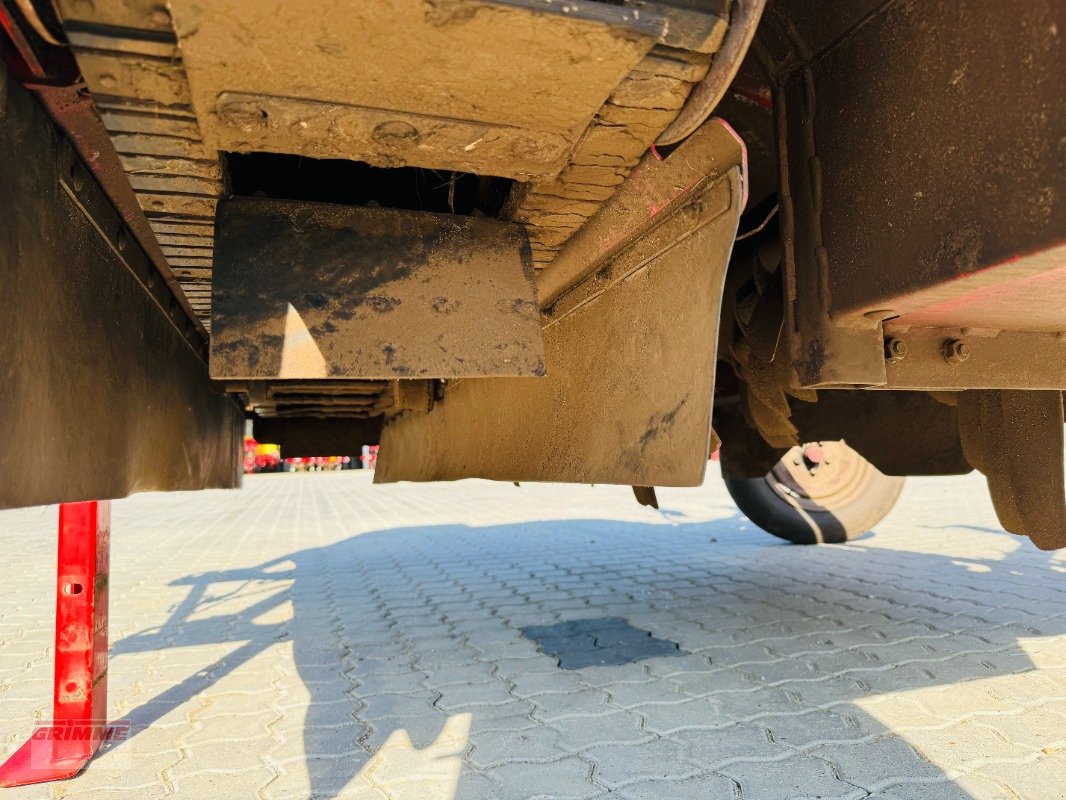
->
111, 516, 1062, 799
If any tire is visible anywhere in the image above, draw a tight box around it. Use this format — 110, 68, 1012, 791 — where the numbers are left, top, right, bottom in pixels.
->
723, 441, 904, 544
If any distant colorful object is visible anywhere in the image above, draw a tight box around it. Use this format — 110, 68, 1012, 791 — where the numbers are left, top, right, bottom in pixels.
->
243, 437, 282, 474
283, 455, 353, 472
244, 436, 364, 474
360, 445, 379, 471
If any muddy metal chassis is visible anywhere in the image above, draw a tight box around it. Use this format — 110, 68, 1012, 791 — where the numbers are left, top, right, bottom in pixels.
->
0, 0, 1063, 785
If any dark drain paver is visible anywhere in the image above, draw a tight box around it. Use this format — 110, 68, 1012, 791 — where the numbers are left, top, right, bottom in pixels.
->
522, 617, 685, 669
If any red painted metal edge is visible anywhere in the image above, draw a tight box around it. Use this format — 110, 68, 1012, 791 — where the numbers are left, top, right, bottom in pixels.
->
0, 501, 110, 787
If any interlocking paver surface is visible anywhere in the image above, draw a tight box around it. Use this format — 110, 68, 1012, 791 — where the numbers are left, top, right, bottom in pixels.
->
0, 466, 1064, 799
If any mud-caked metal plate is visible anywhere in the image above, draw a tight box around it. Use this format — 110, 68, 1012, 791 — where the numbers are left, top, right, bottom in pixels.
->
166, 0, 664, 180
210, 198, 545, 380
376, 120, 746, 487
0, 63, 242, 510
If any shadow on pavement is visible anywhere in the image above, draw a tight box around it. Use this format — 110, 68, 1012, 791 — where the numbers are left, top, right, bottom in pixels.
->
112, 516, 1064, 799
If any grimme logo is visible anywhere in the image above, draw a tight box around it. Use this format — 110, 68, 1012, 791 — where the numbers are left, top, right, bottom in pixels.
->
28, 719, 133, 769
31, 720, 131, 743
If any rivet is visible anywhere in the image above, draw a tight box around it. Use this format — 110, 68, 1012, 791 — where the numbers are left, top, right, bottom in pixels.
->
372, 120, 420, 148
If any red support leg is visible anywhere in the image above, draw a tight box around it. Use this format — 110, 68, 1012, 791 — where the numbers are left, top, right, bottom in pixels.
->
0, 501, 111, 787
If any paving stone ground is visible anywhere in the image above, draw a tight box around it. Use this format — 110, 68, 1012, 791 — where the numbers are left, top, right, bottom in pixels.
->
0, 466, 1064, 800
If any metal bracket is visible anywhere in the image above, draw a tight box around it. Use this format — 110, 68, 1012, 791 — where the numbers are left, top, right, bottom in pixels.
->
0, 502, 111, 787
881, 329, 1066, 390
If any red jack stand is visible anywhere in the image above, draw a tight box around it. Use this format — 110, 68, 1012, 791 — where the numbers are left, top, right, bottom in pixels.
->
0, 501, 111, 787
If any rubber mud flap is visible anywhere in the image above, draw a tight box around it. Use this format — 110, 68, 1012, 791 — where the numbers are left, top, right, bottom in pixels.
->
376, 120, 746, 487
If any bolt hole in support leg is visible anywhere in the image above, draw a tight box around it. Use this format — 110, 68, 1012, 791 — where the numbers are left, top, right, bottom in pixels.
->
0, 501, 111, 787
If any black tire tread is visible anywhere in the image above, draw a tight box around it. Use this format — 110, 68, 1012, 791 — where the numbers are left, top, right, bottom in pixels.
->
723, 447, 904, 544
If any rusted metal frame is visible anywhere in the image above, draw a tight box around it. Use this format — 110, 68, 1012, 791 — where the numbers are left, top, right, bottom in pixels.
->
0, 502, 112, 787
0, 63, 242, 509
56, 2, 218, 325
6, 76, 190, 336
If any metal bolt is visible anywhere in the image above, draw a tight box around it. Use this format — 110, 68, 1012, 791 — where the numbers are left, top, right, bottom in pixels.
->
941, 338, 970, 364
883, 336, 907, 363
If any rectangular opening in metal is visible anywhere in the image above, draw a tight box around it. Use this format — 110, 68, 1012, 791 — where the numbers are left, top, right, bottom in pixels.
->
225, 153, 515, 217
